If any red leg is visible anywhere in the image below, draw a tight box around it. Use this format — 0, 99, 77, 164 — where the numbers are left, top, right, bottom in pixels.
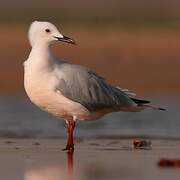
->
62, 120, 76, 152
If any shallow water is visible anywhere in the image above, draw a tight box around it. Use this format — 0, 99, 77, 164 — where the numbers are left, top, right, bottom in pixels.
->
0, 96, 180, 180
0, 139, 180, 180
0, 95, 179, 139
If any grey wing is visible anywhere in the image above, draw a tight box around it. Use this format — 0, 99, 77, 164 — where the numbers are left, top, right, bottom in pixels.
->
54, 64, 135, 112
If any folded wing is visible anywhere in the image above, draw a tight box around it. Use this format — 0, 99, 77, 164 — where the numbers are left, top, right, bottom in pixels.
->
54, 64, 135, 112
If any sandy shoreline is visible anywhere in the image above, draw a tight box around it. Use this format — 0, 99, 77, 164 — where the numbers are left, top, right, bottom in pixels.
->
0, 138, 180, 180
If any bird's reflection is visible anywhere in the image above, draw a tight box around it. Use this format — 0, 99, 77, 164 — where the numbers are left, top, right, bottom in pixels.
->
24, 151, 74, 180
67, 151, 74, 176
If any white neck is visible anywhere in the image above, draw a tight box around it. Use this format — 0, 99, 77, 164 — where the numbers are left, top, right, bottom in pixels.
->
30, 41, 51, 59
25, 40, 66, 73
26, 41, 54, 71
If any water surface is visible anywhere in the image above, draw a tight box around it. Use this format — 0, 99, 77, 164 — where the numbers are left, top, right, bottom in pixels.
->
0, 95, 179, 139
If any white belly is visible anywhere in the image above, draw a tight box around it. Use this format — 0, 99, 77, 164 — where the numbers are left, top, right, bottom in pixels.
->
24, 66, 91, 120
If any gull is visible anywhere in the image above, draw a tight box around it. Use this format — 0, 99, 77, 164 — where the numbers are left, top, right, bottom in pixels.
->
24, 21, 165, 152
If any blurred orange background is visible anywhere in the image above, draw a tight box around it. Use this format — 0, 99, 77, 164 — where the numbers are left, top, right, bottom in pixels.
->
0, 0, 180, 96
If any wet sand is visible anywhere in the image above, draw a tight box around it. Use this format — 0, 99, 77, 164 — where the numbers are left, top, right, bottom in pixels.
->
0, 138, 180, 180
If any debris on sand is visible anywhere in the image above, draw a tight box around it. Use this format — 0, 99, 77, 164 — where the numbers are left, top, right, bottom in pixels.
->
158, 159, 180, 168
32, 142, 40, 146
4, 140, 16, 144
133, 139, 151, 150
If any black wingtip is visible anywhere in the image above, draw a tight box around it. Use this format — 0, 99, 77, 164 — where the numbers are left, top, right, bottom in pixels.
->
158, 108, 166, 111
131, 98, 150, 105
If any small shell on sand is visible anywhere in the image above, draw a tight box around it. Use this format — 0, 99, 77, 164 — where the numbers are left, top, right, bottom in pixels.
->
133, 139, 151, 149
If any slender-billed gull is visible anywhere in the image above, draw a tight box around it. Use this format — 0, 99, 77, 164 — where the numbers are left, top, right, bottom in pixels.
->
24, 21, 165, 152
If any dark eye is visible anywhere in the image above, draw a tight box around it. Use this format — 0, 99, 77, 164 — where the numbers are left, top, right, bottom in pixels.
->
45, 29, 51, 33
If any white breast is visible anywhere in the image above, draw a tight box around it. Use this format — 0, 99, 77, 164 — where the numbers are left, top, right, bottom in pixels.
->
24, 60, 91, 120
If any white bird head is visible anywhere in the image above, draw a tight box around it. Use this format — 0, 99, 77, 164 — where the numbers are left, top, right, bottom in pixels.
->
28, 21, 75, 47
